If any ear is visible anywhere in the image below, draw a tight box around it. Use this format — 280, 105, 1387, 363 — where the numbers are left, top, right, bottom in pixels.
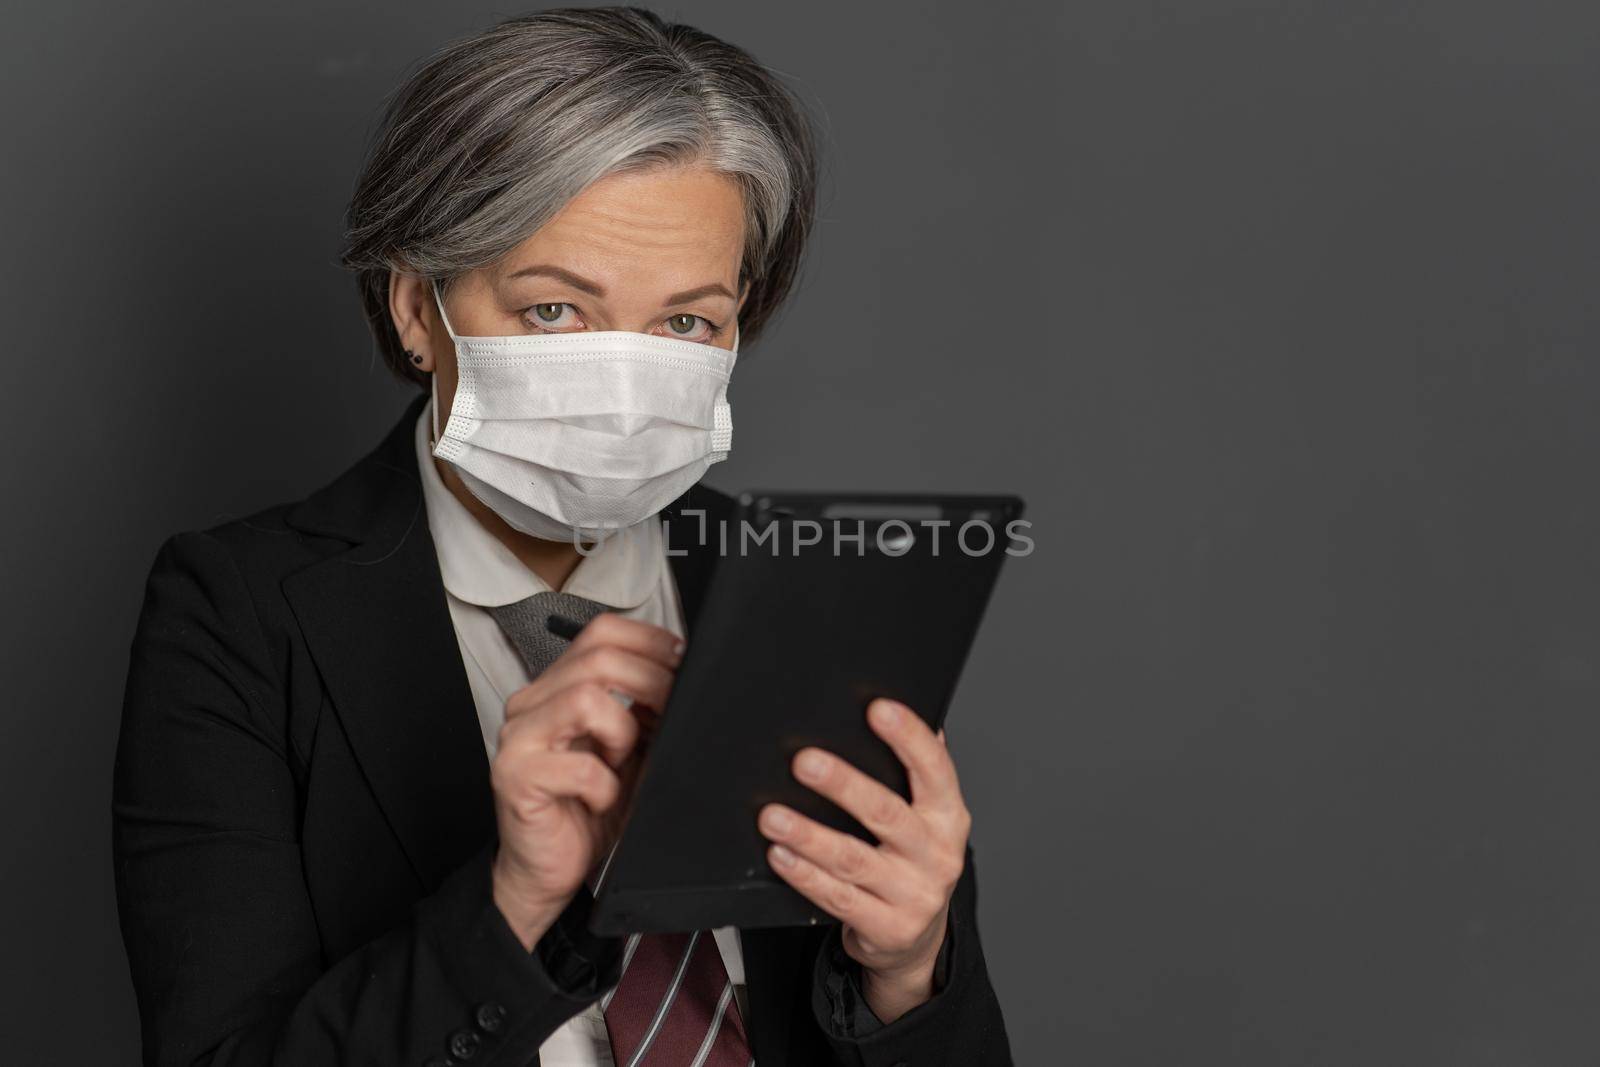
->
387, 270, 439, 372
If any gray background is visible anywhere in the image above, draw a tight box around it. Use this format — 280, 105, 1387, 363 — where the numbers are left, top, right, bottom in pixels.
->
3, 1, 1598, 1063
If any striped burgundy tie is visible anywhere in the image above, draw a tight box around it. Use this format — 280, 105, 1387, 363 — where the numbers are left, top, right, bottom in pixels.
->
601, 930, 752, 1067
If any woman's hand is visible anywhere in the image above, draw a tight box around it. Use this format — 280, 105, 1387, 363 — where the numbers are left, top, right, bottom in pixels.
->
489, 613, 682, 951
756, 698, 972, 1024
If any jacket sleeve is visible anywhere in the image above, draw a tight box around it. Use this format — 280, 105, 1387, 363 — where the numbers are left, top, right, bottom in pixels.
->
808, 844, 1014, 1066
112, 531, 625, 1067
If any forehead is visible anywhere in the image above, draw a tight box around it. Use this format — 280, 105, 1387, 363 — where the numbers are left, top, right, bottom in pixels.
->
500, 165, 746, 286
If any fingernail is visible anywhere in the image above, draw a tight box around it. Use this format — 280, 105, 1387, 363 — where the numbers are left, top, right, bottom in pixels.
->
796, 749, 829, 781
761, 807, 793, 834
870, 700, 901, 728
769, 843, 796, 868
673, 639, 686, 658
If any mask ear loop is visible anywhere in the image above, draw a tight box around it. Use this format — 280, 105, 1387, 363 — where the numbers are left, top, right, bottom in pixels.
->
429, 280, 460, 448
431, 279, 460, 337
430, 368, 440, 448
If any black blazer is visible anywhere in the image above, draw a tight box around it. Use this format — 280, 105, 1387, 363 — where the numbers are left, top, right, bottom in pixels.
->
113, 392, 1012, 1066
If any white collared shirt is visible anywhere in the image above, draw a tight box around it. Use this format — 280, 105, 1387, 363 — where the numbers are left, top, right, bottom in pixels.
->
413, 400, 746, 1066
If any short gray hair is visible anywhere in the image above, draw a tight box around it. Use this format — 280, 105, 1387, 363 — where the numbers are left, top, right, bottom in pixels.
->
339, 6, 819, 387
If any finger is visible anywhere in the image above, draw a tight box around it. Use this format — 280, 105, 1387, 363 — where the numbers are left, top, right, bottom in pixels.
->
765, 843, 909, 941
791, 747, 927, 854
494, 748, 620, 816
867, 700, 962, 814
569, 612, 684, 669
504, 682, 642, 768
757, 803, 907, 903
528, 644, 675, 713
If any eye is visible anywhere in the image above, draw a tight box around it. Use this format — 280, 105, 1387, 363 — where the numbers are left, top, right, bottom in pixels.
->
523, 302, 582, 331
659, 313, 718, 343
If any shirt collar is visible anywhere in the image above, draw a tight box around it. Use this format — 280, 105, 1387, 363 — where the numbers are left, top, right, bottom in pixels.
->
413, 398, 663, 610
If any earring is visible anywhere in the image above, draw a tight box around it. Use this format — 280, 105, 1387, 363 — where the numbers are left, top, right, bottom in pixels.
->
407, 350, 423, 366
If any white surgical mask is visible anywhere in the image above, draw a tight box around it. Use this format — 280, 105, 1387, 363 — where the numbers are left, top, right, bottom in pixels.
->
428, 281, 736, 542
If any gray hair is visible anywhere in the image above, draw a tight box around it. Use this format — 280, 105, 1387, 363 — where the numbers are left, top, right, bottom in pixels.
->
339, 6, 820, 387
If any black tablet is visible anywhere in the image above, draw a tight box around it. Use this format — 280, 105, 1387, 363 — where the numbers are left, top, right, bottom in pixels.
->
587, 490, 1025, 936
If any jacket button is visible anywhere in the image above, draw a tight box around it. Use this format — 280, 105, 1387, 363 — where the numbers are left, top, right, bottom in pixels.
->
449, 1028, 481, 1060
475, 1000, 507, 1034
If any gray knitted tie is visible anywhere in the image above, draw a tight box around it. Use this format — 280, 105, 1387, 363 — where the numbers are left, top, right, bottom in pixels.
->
487, 591, 613, 679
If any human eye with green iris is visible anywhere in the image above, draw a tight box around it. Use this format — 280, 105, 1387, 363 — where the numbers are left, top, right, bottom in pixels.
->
523, 302, 583, 331
659, 312, 723, 343
521, 302, 723, 343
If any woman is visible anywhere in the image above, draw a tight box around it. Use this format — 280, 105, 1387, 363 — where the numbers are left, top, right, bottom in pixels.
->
113, 8, 1012, 1065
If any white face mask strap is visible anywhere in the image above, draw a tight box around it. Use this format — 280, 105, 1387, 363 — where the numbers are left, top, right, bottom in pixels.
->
431, 279, 460, 341
428, 279, 459, 448
430, 368, 441, 446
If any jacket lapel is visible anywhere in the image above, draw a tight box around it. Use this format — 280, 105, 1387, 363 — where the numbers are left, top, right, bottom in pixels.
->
281, 393, 495, 892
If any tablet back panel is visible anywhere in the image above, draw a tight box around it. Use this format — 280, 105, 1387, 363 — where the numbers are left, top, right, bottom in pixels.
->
590, 492, 1023, 935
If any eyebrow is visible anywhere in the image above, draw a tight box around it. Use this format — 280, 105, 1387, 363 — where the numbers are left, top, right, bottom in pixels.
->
505, 264, 606, 297
662, 282, 736, 305
503, 264, 736, 306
